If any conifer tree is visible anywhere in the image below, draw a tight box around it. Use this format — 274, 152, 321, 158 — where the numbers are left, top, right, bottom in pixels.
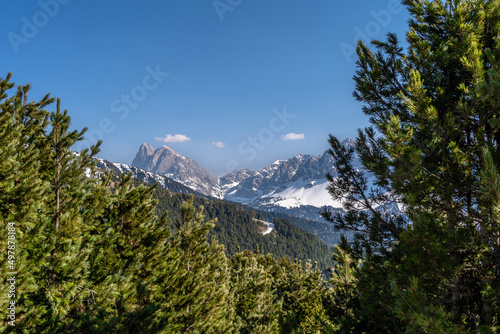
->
325, 239, 361, 332
230, 249, 282, 333
161, 195, 235, 333
0, 73, 104, 332
0, 74, 168, 333
276, 258, 331, 333
72, 171, 170, 333
0, 73, 52, 331
323, 0, 500, 330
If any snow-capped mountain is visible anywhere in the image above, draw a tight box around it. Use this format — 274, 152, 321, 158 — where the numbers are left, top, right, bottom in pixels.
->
131, 139, 358, 221
219, 152, 343, 208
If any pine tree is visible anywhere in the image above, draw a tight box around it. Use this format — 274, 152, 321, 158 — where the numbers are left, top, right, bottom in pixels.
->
325, 238, 361, 332
478, 147, 500, 329
0, 73, 104, 332
71, 171, 170, 333
323, 0, 500, 330
276, 258, 331, 333
0, 74, 170, 333
161, 195, 235, 333
0, 73, 52, 331
230, 249, 282, 333
392, 277, 466, 333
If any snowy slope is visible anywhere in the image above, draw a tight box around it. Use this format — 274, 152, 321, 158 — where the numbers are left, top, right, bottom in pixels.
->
260, 179, 343, 209
252, 219, 275, 235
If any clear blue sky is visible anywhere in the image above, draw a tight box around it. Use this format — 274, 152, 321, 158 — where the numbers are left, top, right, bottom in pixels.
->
1, 0, 409, 175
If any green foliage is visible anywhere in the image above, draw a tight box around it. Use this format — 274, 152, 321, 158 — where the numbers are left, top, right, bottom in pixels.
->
230, 250, 282, 333
162, 195, 235, 333
276, 258, 332, 333
230, 248, 333, 334
0, 74, 235, 333
323, 0, 500, 331
325, 239, 361, 332
393, 277, 467, 334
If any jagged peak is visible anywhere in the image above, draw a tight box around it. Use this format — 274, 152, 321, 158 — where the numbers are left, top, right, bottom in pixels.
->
159, 145, 174, 151
139, 143, 155, 155
317, 138, 355, 158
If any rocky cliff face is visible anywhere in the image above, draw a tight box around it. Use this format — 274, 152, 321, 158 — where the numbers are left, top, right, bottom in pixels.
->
131, 143, 155, 170
131, 144, 222, 197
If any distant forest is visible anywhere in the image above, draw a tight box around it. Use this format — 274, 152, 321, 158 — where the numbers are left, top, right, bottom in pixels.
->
151, 186, 334, 272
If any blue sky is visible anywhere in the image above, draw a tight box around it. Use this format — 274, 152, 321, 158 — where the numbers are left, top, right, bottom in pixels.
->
1, 0, 409, 175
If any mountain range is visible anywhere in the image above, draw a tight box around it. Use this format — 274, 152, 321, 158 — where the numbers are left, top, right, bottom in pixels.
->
92, 140, 403, 247
130, 140, 357, 222
92, 151, 345, 247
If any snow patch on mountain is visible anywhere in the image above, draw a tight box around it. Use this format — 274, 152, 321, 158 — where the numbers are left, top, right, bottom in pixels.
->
253, 219, 275, 235
260, 179, 343, 209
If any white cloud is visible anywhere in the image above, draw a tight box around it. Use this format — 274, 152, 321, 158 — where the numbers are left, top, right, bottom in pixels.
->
282, 133, 305, 141
212, 141, 225, 148
154, 134, 191, 143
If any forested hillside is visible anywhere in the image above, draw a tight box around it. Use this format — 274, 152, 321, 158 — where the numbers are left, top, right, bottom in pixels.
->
96, 161, 336, 270
256, 206, 348, 246
151, 187, 333, 272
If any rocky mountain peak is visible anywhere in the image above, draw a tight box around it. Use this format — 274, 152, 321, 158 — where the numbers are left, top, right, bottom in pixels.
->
160, 145, 180, 155
131, 144, 222, 198
132, 143, 155, 170
142, 142, 155, 154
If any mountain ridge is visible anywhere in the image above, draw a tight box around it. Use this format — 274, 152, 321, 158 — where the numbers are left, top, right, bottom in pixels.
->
130, 141, 356, 222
